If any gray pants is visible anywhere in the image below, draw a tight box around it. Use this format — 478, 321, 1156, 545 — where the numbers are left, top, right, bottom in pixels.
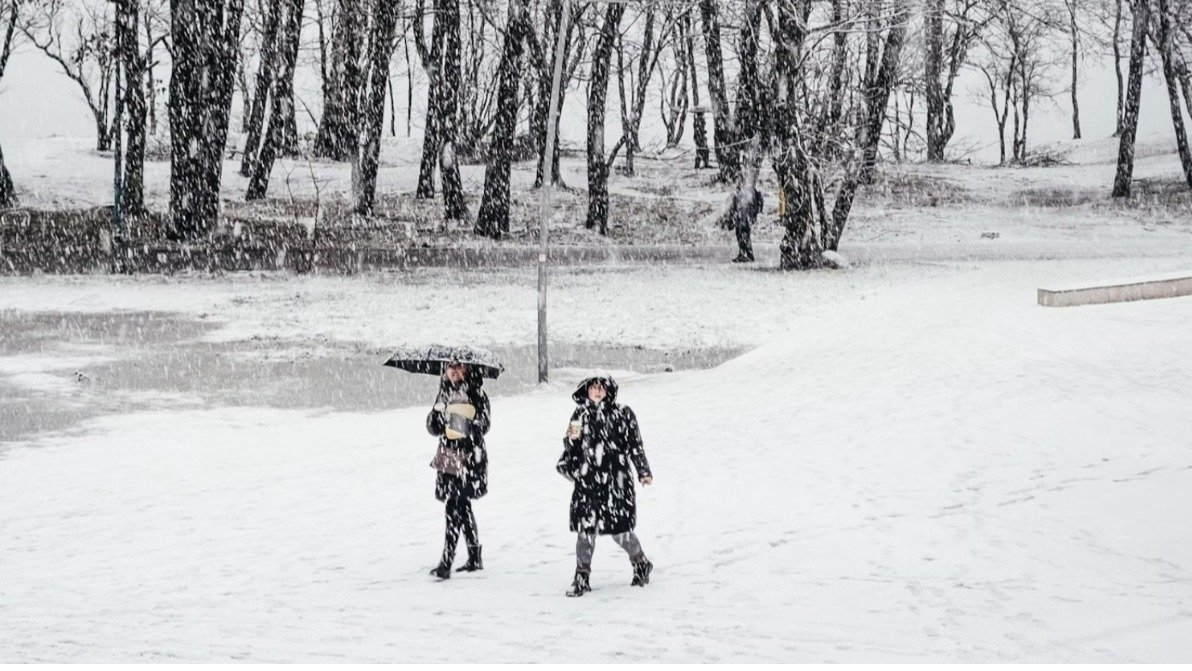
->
576, 531, 644, 566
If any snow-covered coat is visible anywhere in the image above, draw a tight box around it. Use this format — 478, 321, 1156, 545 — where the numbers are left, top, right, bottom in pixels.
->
556, 377, 652, 535
426, 374, 491, 501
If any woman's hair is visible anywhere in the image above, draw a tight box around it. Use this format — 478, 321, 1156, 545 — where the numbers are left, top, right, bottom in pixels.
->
441, 363, 484, 391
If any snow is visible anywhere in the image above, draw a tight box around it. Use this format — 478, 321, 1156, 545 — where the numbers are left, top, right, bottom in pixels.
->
0, 353, 116, 394
3, 255, 1192, 662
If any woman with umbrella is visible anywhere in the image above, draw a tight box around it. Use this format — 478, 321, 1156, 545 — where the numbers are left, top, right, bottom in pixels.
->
556, 376, 654, 597
425, 361, 491, 579
385, 346, 501, 580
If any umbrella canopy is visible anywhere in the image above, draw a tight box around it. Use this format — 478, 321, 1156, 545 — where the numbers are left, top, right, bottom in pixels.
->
382, 344, 505, 379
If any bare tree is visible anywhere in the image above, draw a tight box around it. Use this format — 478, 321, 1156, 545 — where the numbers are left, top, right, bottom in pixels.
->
610, 4, 673, 176
168, 0, 245, 239
925, 0, 989, 161
313, 0, 366, 160
438, 0, 468, 220
114, 0, 154, 216
1111, 0, 1149, 197
245, 0, 303, 200
20, 0, 118, 151
1153, 0, 1192, 188
841, 0, 910, 234
352, 0, 401, 213
414, 0, 444, 198
526, 0, 588, 188
995, 1, 1062, 163
972, 30, 1016, 165
685, 11, 710, 168
585, 2, 626, 234
456, 0, 500, 158
768, 0, 911, 269
659, 8, 691, 149
698, 0, 738, 182
0, 0, 18, 207
1063, 0, 1083, 139
474, 0, 530, 238
239, 0, 281, 176
1109, 0, 1127, 134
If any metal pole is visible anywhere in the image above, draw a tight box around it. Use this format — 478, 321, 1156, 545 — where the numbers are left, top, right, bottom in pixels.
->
538, 0, 570, 384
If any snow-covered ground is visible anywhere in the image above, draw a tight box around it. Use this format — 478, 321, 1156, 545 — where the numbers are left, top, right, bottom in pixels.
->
2, 253, 1192, 662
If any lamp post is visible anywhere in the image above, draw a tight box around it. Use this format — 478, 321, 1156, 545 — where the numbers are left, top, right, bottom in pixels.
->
537, 0, 641, 382
537, 0, 571, 383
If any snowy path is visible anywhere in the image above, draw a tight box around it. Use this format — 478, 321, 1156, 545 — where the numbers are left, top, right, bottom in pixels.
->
2, 258, 1192, 661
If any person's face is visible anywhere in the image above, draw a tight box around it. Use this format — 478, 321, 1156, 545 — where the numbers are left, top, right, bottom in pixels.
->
445, 364, 467, 384
587, 382, 607, 403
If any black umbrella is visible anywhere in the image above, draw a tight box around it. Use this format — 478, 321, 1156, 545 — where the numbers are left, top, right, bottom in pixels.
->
382, 344, 505, 379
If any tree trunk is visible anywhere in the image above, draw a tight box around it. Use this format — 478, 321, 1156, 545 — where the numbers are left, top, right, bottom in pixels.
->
1020, 55, 1030, 160
353, 0, 402, 214
145, 18, 157, 135
246, 0, 303, 201
733, 1, 764, 144
698, 0, 738, 182
0, 4, 14, 207
276, 0, 304, 155
1112, 0, 1149, 197
585, 2, 626, 234
438, 0, 468, 220
0, 140, 15, 208
1155, 0, 1192, 189
314, 0, 367, 160
661, 23, 690, 150
388, 76, 397, 137
117, 0, 145, 217
475, 0, 530, 238
1069, 0, 1081, 140
1113, 0, 1125, 136
925, 0, 945, 161
774, 0, 829, 270
417, 0, 444, 198
828, 0, 848, 123
622, 6, 656, 177
240, 0, 280, 177
168, 0, 245, 240
841, 1, 908, 238
95, 117, 112, 152
687, 12, 709, 169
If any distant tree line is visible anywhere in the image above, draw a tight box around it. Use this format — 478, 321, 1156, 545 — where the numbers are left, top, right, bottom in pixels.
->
0, 0, 1189, 263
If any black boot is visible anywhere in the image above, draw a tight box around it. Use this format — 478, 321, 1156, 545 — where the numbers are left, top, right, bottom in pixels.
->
631, 556, 653, 587
429, 561, 451, 580
457, 544, 483, 572
566, 564, 592, 597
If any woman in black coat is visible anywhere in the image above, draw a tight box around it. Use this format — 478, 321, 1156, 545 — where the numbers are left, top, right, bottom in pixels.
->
556, 376, 654, 596
426, 362, 491, 579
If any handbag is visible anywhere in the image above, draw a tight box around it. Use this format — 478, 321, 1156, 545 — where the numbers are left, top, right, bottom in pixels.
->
430, 443, 467, 477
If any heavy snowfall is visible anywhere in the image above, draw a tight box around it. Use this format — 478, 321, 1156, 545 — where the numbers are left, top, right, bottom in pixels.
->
1, 0, 1191, 662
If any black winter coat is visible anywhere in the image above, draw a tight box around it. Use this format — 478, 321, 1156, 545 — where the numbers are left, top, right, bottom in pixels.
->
556, 377, 652, 535
427, 377, 491, 501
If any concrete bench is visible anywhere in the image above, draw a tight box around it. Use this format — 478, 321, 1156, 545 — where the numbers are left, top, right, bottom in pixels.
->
1038, 273, 1192, 307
